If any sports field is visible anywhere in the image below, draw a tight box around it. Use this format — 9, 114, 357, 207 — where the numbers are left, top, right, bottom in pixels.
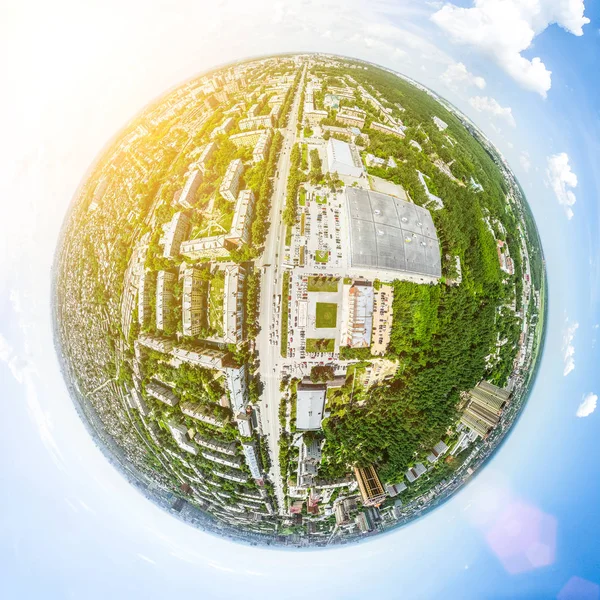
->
315, 302, 337, 328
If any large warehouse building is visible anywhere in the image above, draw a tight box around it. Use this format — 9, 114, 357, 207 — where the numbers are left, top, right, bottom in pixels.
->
326, 138, 364, 178
344, 188, 442, 282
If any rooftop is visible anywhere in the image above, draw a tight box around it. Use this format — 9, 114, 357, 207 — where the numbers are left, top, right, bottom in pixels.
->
345, 188, 442, 278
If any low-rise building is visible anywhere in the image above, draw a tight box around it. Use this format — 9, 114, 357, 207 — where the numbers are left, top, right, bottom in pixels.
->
137, 333, 174, 354
180, 402, 227, 428
182, 265, 208, 337
225, 365, 248, 412
213, 470, 248, 483
252, 130, 272, 163
168, 422, 198, 455
146, 381, 180, 407
345, 281, 374, 348
223, 264, 246, 344
370, 121, 405, 138
202, 450, 243, 469
241, 441, 262, 479
229, 189, 254, 247
236, 412, 253, 437
433, 116, 448, 131
194, 434, 237, 456
239, 114, 273, 130
305, 109, 328, 126
171, 346, 229, 370
137, 270, 151, 326
210, 116, 234, 139
197, 142, 216, 174
130, 387, 150, 417
405, 462, 427, 483
336, 108, 366, 128
230, 129, 265, 147
427, 440, 449, 464
156, 270, 176, 331
385, 481, 407, 497
296, 382, 327, 431
325, 138, 364, 178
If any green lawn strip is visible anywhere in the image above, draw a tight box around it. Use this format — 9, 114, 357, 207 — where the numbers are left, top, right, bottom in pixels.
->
307, 276, 338, 293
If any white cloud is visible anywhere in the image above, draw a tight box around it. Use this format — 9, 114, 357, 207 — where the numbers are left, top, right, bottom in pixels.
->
432, 0, 590, 97
520, 151, 531, 173
546, 152, 578, 220
562, 320, 578, 376
440, 62, 486, 90
469, 95, 516, 127
576, 393, 597, 418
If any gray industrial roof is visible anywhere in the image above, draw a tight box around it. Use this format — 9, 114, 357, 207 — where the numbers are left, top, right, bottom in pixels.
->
345, 188, 442, 278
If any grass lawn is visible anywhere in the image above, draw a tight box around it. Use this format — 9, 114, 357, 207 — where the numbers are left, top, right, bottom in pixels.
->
299, 187, 306, 207
300, 212, 306, 235
307, 276, 339, 293
306, 338, 335, 353
315, 249, 329, 263
315, 195, 327, 205
208, 272, 225, 337
315, 302, 338, 328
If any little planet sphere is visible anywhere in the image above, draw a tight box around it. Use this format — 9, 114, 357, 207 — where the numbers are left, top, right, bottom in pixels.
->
53, 52, 546, 547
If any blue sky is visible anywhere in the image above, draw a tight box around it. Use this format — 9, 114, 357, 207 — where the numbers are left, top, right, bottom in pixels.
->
1, 1, 599, 598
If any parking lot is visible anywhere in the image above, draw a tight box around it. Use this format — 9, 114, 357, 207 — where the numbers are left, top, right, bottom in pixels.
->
291, 186, 345, 271
371, 284, 394, 355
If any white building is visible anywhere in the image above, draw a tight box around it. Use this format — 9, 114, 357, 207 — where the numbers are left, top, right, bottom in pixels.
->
225, 365, 248, 412
197, 142, 216, 174
223, 264, 246, 344
229, 189, 254, 246
230, 129, 264, 147
168, 422, 198, 455
210, 116, 234, 139
239, 115, 273, 131
171, 346, 228, 370
252, 130, 271, 163
432, 116, 448, 131
219, 158, 244, 202
296, 383, 327, 431
325, 138, 364, 178
241, 442, 262, 479
178, 169, 202, 209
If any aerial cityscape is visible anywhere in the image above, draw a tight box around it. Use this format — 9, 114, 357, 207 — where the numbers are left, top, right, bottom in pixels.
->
53, 52, 546, 547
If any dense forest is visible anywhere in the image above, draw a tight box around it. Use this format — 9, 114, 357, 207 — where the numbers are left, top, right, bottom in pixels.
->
321, 63, 535, 483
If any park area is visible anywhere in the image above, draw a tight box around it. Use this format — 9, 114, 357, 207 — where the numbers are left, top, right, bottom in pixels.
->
306, 338, 335, 353
208, 272, 225, 337
307, 276, 339, 293
316, 302, 338, 328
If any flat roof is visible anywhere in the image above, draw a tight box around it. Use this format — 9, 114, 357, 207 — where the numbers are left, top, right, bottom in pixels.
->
345, 188, 442, 278
296, 383, 327, 431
